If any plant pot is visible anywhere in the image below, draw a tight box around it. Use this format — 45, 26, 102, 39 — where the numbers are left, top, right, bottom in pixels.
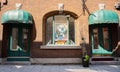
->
82, 57, 89, 67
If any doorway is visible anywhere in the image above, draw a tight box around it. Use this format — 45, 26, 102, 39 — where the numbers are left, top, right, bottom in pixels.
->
91, 26, 113, 56
8, 25, 30, 61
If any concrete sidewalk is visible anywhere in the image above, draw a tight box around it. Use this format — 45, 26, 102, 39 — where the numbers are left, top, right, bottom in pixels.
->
0, 65, 120, 72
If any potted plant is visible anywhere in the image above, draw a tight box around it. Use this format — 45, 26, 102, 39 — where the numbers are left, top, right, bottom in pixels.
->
81, 37, 90, 67
82, 53, 90, 67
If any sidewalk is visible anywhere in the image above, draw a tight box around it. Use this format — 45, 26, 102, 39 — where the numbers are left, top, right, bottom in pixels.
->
0, 65, 120, 72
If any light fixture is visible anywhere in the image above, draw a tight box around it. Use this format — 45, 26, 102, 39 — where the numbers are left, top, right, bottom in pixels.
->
2, 0, 6, 3
0, 0, 7, 10
2, 0, 7, 5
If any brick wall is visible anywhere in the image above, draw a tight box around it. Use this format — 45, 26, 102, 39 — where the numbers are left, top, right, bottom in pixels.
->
0, 0, 120, 58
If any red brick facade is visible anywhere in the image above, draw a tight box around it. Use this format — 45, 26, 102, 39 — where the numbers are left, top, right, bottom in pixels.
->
0, 0, 120, 62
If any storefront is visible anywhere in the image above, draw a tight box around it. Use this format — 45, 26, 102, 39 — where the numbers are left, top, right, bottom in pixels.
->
1, 4, 33, 61
0, 0, 120, 64
88, 9, 119, 56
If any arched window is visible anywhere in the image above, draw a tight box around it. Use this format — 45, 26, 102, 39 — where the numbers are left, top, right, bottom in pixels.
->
45, 15, 75, 46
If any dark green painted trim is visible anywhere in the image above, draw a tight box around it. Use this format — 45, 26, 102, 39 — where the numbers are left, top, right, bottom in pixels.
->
7, 58, 29, 61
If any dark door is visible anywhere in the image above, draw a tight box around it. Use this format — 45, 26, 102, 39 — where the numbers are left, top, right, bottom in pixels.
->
8, 26, 30, 61
91, 26, 112, 55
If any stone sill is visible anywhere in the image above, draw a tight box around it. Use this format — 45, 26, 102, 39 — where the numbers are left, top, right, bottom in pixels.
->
40, 45, 81, 49
30, 58, 82, 64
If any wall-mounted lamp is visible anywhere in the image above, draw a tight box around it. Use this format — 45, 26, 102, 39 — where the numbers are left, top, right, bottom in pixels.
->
115, 1, 120, 10
0, 0, 7, 11
58, 3, 64, 13
2, 0, 7, 5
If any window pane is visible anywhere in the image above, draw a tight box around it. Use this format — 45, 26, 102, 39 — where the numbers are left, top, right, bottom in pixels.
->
54, 15, 68, 45
11, 28, 18, 50
46, 15, 75, 45
103, 27, 109, 50
54, 15, 67, 23
46, 17, 53, 44
22, 28, 29, 52
69, 17, 75, 42
93, 28, 98, 49
54, 23, 68, 45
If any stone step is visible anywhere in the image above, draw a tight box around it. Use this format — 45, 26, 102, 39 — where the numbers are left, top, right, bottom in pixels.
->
7, 57, 30, 61
31, 58, 82, 64
90, 61, 120, 65
3, 61, 31, 65
91, 57, 115, 61
7, 57, 30, 58
90, 57, 120, 65
1, 57, 30, 65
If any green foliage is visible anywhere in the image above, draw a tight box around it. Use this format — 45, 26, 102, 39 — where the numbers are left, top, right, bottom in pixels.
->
83, 55, 89, 61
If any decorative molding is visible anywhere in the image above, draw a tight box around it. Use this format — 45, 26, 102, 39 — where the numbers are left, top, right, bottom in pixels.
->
99, 4, 105, 10
15, 3, 22, 10
58, 3, 64, 14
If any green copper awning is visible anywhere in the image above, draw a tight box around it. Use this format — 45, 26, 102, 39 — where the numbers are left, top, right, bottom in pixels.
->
1, 10, 33, 24
88, 10, 119, 25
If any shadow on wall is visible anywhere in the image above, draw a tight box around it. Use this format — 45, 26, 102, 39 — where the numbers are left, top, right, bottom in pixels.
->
118, 24, 120, 42
31, 19, 36, 41
30, 17, 44, 47
80, 39, 91, 57
112, 26, 120, 57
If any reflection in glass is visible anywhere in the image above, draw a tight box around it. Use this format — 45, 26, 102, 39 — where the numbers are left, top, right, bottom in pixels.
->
54, 15, 67, 23
103, 27, 109, 50
11, 28, 18, 51
54, 15, 68, 45
46, 15, 75, 45
22, 28, 28, 52
93, 28, 98, 49
46, 16, 53, 44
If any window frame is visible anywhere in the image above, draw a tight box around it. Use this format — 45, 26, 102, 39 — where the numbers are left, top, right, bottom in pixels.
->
45, 15, 76, 46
